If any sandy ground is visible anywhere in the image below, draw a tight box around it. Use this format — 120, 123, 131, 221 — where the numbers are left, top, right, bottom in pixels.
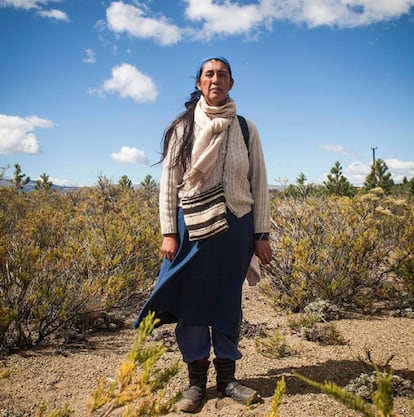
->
1, 284, 414, 417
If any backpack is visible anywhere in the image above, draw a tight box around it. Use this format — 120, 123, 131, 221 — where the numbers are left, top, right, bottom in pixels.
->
237, 115, 249, 151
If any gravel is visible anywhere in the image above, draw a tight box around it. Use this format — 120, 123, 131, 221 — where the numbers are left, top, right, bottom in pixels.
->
1, 284, 414, 417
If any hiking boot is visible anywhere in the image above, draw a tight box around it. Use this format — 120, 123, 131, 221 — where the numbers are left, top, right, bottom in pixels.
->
175, 360, 210, 413
176, 386, 205, 413
213, 358, 260, 405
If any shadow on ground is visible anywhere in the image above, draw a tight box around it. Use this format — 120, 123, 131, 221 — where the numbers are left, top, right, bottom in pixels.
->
234, 359, 414, 399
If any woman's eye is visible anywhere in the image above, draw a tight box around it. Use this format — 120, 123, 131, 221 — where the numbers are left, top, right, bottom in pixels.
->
203, 71, 228, 78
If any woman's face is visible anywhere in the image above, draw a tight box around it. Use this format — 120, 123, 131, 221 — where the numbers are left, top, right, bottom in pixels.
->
196, 59, 234, 106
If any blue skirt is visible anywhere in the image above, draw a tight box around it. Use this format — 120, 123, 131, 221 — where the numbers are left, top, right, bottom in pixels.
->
133, 208, 254, 337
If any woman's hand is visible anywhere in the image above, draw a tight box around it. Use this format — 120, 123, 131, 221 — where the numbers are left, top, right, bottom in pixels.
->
161, 234, 179, 261
254, 240, 272, 265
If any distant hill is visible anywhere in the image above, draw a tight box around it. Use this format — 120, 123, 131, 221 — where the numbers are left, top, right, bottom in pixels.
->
0, 179, 284, 193
0, 179, 78, 193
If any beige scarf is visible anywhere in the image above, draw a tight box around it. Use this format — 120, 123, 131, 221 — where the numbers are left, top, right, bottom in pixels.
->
184, 95, 236, 189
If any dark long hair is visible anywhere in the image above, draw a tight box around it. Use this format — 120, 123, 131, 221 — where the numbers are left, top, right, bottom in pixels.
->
159, 89, 201, 170
160, 56, 233, 169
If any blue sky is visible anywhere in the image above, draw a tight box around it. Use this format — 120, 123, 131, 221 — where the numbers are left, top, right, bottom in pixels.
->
0, 0, 413, 187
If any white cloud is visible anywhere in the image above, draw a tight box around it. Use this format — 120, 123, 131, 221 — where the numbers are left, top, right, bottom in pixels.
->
286, 0, 414, 27
37, 8, 68, 21
111, 146, 149, 164
384, 157, 414, 182
3, 0, 414, 37
50, 177, 71, 187
0, 1, 69, 22
183, 0, 414, 36
341, 157, 414, 186
0, 0, 46, 9
319, 143, 354, 156
384, 157, 414, 171
185, 0, 263, 38
83, 48, 96, 64
90, 63, 158, 103
94, 18, 118, 53
106, 1, 181, 45
343, 161, 371, 186
34, 176, 73, 187
0, 114, 54, 155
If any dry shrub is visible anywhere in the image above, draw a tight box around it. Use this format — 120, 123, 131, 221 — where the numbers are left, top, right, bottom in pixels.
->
0, 180, 160, 353
255, 329, 298, 359
261, 190, 414, 312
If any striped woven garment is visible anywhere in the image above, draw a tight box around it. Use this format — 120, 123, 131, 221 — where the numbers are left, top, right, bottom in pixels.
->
181, 183, 229, 241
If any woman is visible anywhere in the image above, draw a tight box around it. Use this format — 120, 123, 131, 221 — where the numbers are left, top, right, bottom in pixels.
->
134, 56, 272, 412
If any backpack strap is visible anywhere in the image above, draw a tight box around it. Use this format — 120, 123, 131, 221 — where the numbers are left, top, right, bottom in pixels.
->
237, 115, 249, 150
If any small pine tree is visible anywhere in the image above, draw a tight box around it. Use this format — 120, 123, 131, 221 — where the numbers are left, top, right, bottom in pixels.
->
284, 172, 313, 198
324, 161, 355, 197
296, 172, 307, 187
138, 175, 158, 207
12, 163, 30, 192
140, 174, 157, 194
35, 173, 53, 190
363, 159, 394, 194
118, 174, 133, 189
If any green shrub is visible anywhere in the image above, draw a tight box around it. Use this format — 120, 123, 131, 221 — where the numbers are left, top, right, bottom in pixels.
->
88, 312, 180, 416
293, 361, 414, 417
262, 190, 414, 312
255, 329, 298, 359
266, 377, 286, 417
0, 182, 161, 352
301, 322, 346, 345
286, 300, 346, 345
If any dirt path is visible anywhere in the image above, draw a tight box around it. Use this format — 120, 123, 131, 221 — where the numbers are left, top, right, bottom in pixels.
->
1, 284, 414, 416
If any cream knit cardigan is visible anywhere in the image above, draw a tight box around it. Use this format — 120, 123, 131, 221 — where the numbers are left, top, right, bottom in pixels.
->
159, 117, 270, 236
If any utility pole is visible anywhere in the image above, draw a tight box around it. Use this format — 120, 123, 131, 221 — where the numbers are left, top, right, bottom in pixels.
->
371, 146, 377, 166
